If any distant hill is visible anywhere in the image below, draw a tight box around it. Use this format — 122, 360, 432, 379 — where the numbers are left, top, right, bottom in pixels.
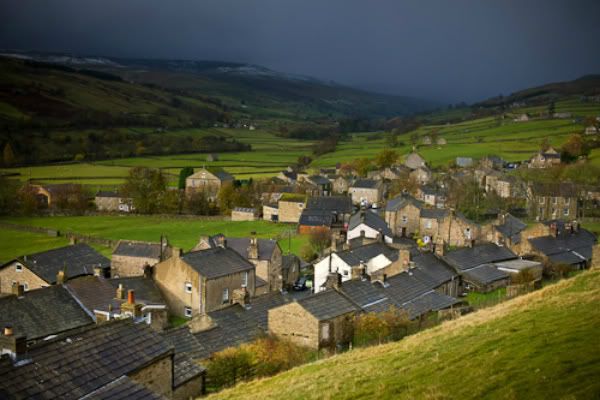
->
475, 74, 600, 108
0, 51, 436, 123
210, 269, 600, 400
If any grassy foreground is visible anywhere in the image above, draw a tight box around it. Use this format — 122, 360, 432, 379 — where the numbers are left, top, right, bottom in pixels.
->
210, 269, 600, 400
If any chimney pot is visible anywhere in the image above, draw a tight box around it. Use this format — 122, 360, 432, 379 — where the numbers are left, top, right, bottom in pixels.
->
127, 289, 135, 305
4, 326, 13, 337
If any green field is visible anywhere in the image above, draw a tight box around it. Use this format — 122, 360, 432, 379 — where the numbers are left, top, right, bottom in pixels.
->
0, 216, 309, 257
210, 268, 600, 400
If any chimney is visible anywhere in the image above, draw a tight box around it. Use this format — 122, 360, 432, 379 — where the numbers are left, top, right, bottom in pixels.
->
324, 272, 342, 291
93, 266, 103, 277
11, 282, 24, 297
115, 283, 126, 300
377, 229, 384, 243
216, 236, 227, 248
247, 232, 259, 259
398, 249, 411, 272
0, 326, 27, 361
120, 289, 142, 318
232, 286, 250, 307
434, 238, 445, 256
56, 269, 66, 285
550, 223, 558, 237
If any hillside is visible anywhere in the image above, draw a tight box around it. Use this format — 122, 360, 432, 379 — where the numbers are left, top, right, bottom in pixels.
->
210, 269, 600, 400
0, 52, 435, 122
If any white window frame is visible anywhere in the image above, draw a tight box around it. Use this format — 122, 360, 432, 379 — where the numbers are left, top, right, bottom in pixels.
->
563, 208, 569, 216
401, 215, 408, 223
553, 197, 558, 204
23, 282, 29, 291
222, 288, 229, 304
184, 282, 193, 293
425, 220, 432, 229
184, 307, 192, 318
15, 263, 23, 272
242, 272, 248, 287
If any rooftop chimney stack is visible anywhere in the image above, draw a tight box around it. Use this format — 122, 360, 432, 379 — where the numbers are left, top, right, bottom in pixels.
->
93, 266, 103, 277
217, 236, 227, 248
121, 289, 142, 318
127, 289, 135, 305
56, 268, 66, 285
325, 272, 342, 291
0, 326, 27, 361
115, 283, 125, 300
248, 232, 259, 259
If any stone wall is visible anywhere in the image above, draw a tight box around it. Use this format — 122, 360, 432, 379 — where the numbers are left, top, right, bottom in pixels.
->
112, 255, 160, 278
129, 354, 173, 398
268, 302, 320, 349
278, 201, 304, 223
154, 256, 201, 317
0, 261, 49, 294
173, 373, 204, 400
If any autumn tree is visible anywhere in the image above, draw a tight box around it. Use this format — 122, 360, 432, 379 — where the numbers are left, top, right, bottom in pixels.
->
352, 158, 373, 177
308, 227, 331, 256
374, 149, 399, 169
561, 133, 590, 162
121, 167, 167, 214
178, 167, 194, 190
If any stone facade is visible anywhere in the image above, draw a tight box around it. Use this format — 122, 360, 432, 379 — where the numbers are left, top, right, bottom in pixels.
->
173, 374, 205, 400
112, 255, 161, 278
128, 354, 173, 398
528, 187, 578, 221
262, 204, 279, 221
185, 168, 233, 200
349, 185, 382, 205
153, 251, 256, 318
332, 176, 351, 194
385, 202, 421, 237
231, 208, 256, 221
278, 199, 305, 223
410, 167, 431, 185
0, 261, 48, 294
95, 195, 120, 212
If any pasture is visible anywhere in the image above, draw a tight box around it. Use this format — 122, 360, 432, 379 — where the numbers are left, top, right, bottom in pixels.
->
0, 215, 309, 257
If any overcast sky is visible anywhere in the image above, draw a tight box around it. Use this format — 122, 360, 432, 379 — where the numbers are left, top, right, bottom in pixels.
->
1, 0, 599, 102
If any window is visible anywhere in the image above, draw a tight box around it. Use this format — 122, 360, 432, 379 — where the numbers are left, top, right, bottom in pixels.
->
425, 220, 432, 229
242, 272, 248, 287
15, 263, 22, 272
343, 270, 349, 276
23, 282, 29, 291
222, 288, 229, 304
552, 208, 557, 216
321, 323, 330, 340
553, 197, 558, 204
401, 215, 408, 223
184, 282, 193, 293
563, 208, 569, 216
539, 197, 545, 204
184, 307, 192, 318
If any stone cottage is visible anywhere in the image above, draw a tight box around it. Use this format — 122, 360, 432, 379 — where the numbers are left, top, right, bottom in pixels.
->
185, 168, 234, 200
111, 239, 167, 278
349, 179, 383, 206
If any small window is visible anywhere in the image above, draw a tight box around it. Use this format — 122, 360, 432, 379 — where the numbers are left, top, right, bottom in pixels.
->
242, 272, 248, 287
401, 215, 408, 223
23, 283, 29, 291
321, 323, 330, 340
539, 207, 543, 216
343, 270, 349, 276
222, 288, 229, 304
553, 197, 558, 204
184, 307, 192, 318
563, 208, 569, 216
15, 264, 23, 272
184, 282, 193, 293
426, 220, 432, 229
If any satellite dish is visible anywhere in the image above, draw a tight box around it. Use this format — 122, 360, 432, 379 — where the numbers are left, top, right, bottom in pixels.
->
423, 236, 431, 244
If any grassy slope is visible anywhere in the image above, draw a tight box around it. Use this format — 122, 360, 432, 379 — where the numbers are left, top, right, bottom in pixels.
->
211, 269, 600, 400
0, 216, 308, 257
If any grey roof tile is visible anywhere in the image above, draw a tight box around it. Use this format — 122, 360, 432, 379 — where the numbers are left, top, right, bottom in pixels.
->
182, 247, 255, 279
297, 290, 359, 321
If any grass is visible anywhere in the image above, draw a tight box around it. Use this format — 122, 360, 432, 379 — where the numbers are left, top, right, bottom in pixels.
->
465, 287, 507, 309
210, 269, 600, 400
0, 215, 308, 257
0, 228, 70, 264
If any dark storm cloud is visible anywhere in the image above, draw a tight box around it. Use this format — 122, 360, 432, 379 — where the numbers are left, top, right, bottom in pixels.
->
1, 0, 599, 102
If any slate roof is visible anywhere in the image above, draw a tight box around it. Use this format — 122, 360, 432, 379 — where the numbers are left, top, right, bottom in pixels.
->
233, 207, 255, 213
402, 291, 460, 319
95, 191, 121, 198
494, 214, 527, 244
420, 208, 449, 220
307, 175, 331, 185
161, 326, 208, 362
297, 290, 359, 321
65, 276, 121, 314
306, 196, 353, 214
348, 211, 392, 236
299, 210, 334, 227
528, 227, 596, 265
0, 319, 173, 400
108, 277, 166, 305
383, 272, 432, 305
443, 243, 517, 271
0, 285, 94, 341
173, 353, 206, 387
411, 252, 457, 287
191, 292, 291, 359
351, 179, 380, 189
462, 264, 509, 285
181, 247, 255, 279
385, 195, 424, 212
530, 182, 578, 197
224, 237, 278, 261
12, 244, 110, 284
113, 240, 162, 259
213, 170, 233, 181
339, 279, 392, 313
335, 243, 399, 267
79, 376, 166, 400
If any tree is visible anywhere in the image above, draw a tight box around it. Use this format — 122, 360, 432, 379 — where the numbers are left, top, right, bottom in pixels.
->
308, 227, 331, 256
206, 347, 254, 389
561, 133, 590, 162
121, 167, 167, 214
217, 183, 237, 214
352, 158, 372, 177
178, 167, 194, 190
0, 177, 19, 214
374, 149, 398, 169
51, 184, 89, 213
3, 143, 16, 167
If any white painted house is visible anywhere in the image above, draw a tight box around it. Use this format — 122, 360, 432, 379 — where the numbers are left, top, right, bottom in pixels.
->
346, 211, 393, 244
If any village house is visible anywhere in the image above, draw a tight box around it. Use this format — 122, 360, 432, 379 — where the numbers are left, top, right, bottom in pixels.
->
381, 165, 411, 181
298, 209, 334, 234
421, 135, 432, 145
436, 137, 447, 146
528, 146, 562, 168
231, 207, 257, 221
153, 243, 256, 318
513, 113, 530, 122
479, 155, 505, 170
262, 203, 279, 221
268, 289, 359, 351
331, 174, 352, 194
28, 183, 84, 208
443, 243, 517, 293
303, 175, 332, 196
194, 232, 283, 293
456, 157, 474, 168
385, 195, 424, 237
313, 242, 408, 292
522, 220, 597, 270
584, 125, 598, 135
304, 196, 353, 227
346, 210, 393, 244
65, 275, 169, 331
404, 151, 427, 170
165, 291, 291, 362
277, 167, 299, 184
94, 190, 134, 212
349, 179, 384, 206
277, 193, 306, 223
0, 244, 110, 295
185, 168, 234, 200
206, 153, 219, 162
0, 284, 94, 344
527, 182, 579, 221
0, 319, 206, 399
410, 166, 432, 185
490, 213, 528, 251
416, 184, 446, 208
111, 239, 168, 277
